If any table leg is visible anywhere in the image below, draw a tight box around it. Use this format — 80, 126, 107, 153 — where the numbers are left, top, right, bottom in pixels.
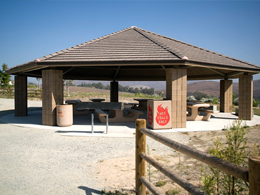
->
186, 107, 203, 121
106, 113, 109, 134
91, 110, 94, 133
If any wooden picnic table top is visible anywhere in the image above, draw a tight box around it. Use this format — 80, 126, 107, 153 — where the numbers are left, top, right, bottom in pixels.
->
65, 99, 81, 104
89, 98, 105, 102
134, 98, 153, 102
76, 102, 124, 110
123, 103, 135, 108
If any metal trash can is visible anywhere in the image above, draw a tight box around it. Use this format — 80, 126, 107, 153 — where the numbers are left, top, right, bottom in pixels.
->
147, 100, 172, 129
56, 104, 73, 127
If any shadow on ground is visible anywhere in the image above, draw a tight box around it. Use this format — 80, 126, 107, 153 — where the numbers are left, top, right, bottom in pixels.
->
0, 109, 14, 118
78, 186, 102, 195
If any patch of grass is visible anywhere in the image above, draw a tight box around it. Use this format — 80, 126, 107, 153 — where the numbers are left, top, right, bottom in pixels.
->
211, 131, 217, 136
253, 107, 260, 116
119, 92, 162, 100
101, 190, 128, 195
167, 187, 181, 195
155, 180, 167, 187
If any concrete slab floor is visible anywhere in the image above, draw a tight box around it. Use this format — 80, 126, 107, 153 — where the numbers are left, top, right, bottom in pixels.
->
1, 108, 259, 138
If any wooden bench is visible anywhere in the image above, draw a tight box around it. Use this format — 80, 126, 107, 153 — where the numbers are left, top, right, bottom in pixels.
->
95, 108, 144, 123
133, 99, 153, 110
198, 109, 219, 121
95, 109, 107, 117
76, 102, 124, 134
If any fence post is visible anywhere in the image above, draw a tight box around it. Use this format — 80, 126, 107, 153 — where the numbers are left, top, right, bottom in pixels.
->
9, 88, 11, 98
136, 119, 146, 195
249, 156, 260, 195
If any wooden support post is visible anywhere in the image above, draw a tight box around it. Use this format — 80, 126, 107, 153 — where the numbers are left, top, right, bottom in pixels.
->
15, 75, 27, 116
110, 81, 118, 102
249, 156, 260, 195
136, 119, 146, 195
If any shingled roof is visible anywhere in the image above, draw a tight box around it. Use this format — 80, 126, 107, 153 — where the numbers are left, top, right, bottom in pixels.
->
7, 26, 260, 81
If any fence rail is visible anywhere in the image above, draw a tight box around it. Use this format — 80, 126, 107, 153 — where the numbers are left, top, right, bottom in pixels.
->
0, 88, 14, 98
27, 89, 42, 99
0, 88, 42, 99
135, 119, 260, 195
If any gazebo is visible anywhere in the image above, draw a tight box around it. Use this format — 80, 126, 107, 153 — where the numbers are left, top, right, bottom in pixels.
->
6, 26, 260, 128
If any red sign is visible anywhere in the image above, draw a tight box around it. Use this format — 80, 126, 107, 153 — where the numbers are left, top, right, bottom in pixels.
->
156, 104, 170, 126
148, 104, 153, 125
57, 109, 64, 117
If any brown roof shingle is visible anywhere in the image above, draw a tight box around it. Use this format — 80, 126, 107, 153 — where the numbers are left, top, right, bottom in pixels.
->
6, 26, 260, 77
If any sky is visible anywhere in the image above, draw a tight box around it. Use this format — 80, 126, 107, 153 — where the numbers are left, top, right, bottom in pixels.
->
1, 0, 260, 83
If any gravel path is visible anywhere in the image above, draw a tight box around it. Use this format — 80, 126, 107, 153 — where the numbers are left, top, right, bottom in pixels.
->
0, 98, 190, 195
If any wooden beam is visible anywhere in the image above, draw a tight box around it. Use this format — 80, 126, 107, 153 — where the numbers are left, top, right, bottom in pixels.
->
113, 66, 121, 80
161, 65, 166, 71
187, 75, 225, 80
207, 68, 225, 77
63, 67, 75, 75
140, 177, 161, 195
227, 71, 243, 77
140, 153, 206, 195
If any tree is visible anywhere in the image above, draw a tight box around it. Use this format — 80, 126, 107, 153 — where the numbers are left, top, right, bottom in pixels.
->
0, 63, 11, 87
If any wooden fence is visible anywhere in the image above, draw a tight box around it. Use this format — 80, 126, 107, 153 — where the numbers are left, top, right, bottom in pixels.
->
27, 89, 42, 99
0, 88, 14, 98
135, 119, 260, 195
0, 88, 42, 99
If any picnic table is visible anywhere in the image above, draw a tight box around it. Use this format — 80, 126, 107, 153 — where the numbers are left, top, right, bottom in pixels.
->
123, 103, 138, 108
65, 99, 89, 115
76, 102, 143, 133
186, 102, 212, 121
89, 98, 105, 102
133, 98, 153, 110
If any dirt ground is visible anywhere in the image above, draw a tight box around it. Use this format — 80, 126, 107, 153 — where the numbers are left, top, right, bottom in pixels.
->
14, 86, 259, 194
64, 86, 260, 194
94, 125, 260, 195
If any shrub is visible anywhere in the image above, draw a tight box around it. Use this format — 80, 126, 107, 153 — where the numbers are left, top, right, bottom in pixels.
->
233, 97, 239, 106
187, 95, 196, 101
201, 120, 250, 194
212, 97, 219, 104
200, 97, 213, 103
253, 98, 259, 107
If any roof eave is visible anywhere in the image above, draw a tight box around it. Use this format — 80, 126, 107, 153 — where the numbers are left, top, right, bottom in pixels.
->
6, 61, 48, 75
184, 60, 260, 74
